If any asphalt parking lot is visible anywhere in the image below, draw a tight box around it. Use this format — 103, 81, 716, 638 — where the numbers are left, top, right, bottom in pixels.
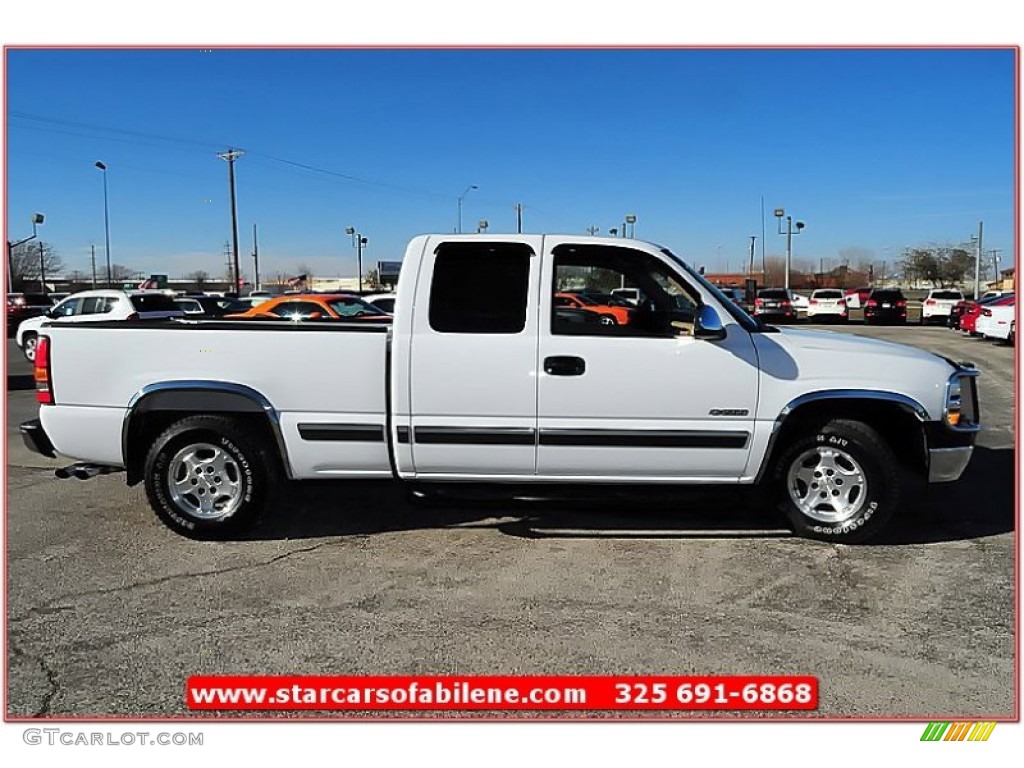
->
4, 320, 1016, 719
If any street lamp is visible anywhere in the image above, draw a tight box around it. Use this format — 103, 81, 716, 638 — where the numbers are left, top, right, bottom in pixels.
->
457, 184, 478, 234
95, 161, 112, 287
774, 207, 805, 291
7, 213, 45, 293
345, 227, 368, 292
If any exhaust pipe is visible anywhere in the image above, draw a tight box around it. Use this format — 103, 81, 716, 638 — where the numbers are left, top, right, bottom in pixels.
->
55, 463, 120, 480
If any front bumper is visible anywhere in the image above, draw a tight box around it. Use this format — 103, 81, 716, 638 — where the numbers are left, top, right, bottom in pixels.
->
928, 446, 974, 482
20, 418, 57, 458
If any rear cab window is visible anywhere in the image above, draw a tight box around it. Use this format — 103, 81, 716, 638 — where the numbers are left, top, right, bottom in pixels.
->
428, 242, 533, 334
931, 290, 964, 300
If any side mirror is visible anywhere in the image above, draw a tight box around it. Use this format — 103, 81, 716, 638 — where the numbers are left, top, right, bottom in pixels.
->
694, 305, 727, 341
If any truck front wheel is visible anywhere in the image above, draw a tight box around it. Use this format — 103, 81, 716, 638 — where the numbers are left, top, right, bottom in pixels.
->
773, 419, 900, 543
143, 415, 276, 539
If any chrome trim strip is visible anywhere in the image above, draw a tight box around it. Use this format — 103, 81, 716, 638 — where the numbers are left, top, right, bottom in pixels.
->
121, 380, 294, 479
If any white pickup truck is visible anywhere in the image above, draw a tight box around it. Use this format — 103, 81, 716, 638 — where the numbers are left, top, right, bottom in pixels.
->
21, 235, 980, 543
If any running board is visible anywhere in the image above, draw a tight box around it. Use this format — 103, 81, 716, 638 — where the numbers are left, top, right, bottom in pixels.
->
54, 463, 121, 480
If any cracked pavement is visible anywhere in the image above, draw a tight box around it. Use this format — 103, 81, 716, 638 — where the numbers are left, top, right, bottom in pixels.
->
4, 329, 1016, 718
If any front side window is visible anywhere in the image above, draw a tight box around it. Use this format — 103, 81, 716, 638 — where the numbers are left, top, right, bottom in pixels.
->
428, 242, 532, 334
551, 244, 700, 337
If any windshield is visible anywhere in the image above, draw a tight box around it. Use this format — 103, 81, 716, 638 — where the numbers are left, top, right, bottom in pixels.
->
661, 248, 762, 332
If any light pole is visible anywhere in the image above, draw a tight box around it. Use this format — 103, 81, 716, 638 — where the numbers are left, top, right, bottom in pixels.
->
748, 236, 757, 276
7, 213, 45, 293
972, 221, 983, 299
625, 214, 637, 238
95, 162, 112, 287
774, 208, 805, 291
346, 227, 367, 292
457, 184, 478, 234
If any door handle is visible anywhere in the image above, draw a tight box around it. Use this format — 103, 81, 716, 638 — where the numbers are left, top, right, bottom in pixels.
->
544, 356, 586, 376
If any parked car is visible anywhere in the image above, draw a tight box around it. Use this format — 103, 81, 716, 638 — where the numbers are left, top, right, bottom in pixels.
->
553, 292, 632, 325
806, 289, 848, 323
753, 288, 797, 322
790, 292, 810, 312
976, 299, 1015, 343
610, 287, 642, 306
715, 286, 747, 310
224, 293, 391, 322
863, 288, 907, 325
955, 294, 1012, 333
174, 296, 248, 317
7, 292, 55, 336
843, 286, 872, 310
362, 292, 397, 314
921, 289, 965, 325
22, 233, 980, 545
16, 289, 184, 361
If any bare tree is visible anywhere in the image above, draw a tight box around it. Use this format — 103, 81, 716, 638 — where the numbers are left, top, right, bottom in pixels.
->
8, 240, 64, 292
186, 270, 210, 289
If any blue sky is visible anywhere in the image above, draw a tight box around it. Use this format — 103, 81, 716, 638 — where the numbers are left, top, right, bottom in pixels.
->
4, 47, 1017, 281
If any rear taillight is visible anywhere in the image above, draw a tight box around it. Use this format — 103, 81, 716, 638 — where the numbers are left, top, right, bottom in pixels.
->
865, 299, 877, 307
781, 300, 791, 307
897, 300, 906, 307
35, 336, 54, 405
809, 299, 817, 305
838, 299, 847, 306
925, 299, 936, 306
755, 298, 763, 306
982, 309, 992, 316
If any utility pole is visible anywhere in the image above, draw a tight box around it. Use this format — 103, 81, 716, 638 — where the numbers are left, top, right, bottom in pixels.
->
223, 241, 233, 290
252, 223, 260, 292
90, 245, 97, 288
515, 203, 523, 234
218, 149, 244, 294
973, 221, 983, 299
38, 241, 46, 295
748, 236, 757, 275
989, 248, 1001, 285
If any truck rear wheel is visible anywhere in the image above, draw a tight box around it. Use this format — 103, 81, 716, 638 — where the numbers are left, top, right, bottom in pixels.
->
773, 419, 900, 543
143, 415, 276, 539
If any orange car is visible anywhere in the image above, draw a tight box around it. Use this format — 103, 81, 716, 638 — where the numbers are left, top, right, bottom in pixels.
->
224, 294, 390, 322
553, 292, 633, 325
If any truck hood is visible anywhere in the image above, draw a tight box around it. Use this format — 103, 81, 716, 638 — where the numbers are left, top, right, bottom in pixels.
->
771, 326, 946, 365
753, 326, 956, 420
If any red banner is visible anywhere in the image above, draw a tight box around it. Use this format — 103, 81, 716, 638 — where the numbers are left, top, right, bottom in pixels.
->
187, 675, 817, 711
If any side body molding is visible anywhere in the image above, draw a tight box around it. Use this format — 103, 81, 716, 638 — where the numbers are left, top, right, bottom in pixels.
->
121, 380, 292, 482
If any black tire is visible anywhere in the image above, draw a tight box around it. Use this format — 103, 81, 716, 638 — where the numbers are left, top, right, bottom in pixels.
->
21, 332, 38, 362
598, 314, 618, 326
772, 419, 900, 543
143, 415, 278, 539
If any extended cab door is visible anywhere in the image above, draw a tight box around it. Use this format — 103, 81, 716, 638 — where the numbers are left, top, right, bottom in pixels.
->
536, 240, 759, 481
401, 237, 543, 477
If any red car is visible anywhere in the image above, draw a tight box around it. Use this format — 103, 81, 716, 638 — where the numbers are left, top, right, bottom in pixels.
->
960, 294, 1015, 335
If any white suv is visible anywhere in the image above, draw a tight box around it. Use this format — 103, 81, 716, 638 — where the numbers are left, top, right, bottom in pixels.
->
16, 289, 184, 361
921, 289, 964, 324
806, 289, 849, 322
